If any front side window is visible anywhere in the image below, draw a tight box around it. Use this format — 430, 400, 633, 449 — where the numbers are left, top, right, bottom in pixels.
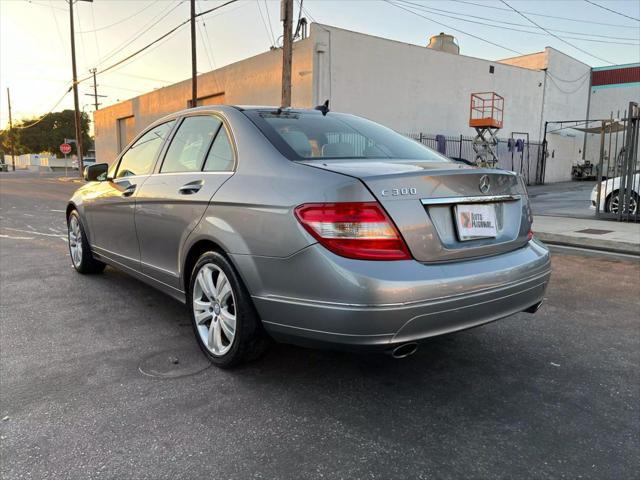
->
203, 126, 234, 171
245, 110, 451, 162
161, 116, 222, 173
116, 121, 175, 178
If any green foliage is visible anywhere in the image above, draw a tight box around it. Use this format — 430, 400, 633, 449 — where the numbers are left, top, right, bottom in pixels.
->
7, 110, 92, 155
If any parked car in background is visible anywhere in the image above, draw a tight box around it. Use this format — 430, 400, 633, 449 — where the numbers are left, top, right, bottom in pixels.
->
590, 172, 639, 214
73, 156, 96, 170
67, 106, 551, 368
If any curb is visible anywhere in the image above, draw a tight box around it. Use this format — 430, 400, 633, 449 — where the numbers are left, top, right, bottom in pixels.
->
535, 232, 640, 256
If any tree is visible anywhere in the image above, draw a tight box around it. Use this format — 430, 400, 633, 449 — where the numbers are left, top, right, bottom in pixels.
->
9, 110, 92, 155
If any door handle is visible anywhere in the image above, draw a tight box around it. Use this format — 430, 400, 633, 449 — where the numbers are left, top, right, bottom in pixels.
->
122, 184, 137, 197
178, 180, 204, 195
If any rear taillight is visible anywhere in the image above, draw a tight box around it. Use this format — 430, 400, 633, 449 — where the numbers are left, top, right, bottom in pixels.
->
294, 202, 411, 260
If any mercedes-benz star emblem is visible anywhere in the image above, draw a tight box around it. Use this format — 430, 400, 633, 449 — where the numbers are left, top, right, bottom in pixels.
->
479, 175, 491, 194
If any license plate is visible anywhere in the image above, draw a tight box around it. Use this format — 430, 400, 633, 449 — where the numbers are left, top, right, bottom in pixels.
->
455, 204, 498, 241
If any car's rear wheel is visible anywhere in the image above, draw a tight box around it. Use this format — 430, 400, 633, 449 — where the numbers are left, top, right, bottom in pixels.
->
606, 191, 638, 215
67, 210, 106, 274
188, 251, 269, 368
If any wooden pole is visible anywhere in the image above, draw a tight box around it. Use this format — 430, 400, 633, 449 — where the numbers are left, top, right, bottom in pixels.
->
69, 0, 84, 176
280, 0, 293, 108
191, 0, 197, 107
6, 88, 15, 171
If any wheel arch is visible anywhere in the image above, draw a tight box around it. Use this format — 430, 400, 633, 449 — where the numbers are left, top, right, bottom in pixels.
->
66, 202, 78, 222
182, 239, 246, 294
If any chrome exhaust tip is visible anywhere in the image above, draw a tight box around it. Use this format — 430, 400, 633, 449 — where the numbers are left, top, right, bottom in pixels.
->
524, 299, 544, 314
390, 342, 419, 359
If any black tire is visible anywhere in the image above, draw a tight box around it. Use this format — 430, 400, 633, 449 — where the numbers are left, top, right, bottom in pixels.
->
188, 251, 270, 368
67, 210, 106, 274
606, 190, 638, 215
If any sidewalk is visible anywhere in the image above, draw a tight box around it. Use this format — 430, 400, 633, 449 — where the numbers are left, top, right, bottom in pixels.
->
533, 215, 640, 255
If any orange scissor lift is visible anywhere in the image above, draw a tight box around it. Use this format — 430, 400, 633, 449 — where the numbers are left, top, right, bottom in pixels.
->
469, 92, 504, 167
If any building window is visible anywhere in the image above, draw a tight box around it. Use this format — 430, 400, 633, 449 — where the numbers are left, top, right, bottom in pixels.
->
489, 65, 495, 74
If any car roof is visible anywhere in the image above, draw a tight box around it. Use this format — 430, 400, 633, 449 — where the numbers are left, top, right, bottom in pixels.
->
146, 105, 331, 132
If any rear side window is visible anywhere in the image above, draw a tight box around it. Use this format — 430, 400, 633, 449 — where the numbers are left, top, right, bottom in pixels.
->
116, 121, 175, 178
161, 116, 222, 173
203, 126, 234, 171
245, 110, 451, 162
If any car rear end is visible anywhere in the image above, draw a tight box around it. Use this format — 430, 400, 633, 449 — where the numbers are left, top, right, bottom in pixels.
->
240, 108, 551, 352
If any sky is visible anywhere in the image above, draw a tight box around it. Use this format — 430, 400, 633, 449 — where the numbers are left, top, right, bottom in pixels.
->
1, 0, 639, 130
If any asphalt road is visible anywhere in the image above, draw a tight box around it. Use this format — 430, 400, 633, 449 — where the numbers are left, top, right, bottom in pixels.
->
1, 172, 639, 480
528, 180, 597, 218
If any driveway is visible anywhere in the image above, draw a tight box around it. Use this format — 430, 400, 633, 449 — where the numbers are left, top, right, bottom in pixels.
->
528, 180, 597, 218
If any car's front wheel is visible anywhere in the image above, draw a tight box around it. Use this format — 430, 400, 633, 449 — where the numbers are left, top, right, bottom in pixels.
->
188, 251, 269, 368
606, 191, 638, 215
67, 210, 106, 274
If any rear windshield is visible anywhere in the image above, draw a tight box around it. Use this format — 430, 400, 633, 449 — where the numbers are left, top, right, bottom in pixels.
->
244, 110, 451, 162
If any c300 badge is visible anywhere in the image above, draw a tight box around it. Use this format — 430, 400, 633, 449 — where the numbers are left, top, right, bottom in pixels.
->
381, 187, 417, 197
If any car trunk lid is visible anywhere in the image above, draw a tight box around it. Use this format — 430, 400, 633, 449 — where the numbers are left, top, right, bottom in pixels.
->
298, 160, 531, 262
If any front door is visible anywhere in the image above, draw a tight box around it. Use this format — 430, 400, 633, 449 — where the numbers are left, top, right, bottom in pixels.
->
86, 120, 175, 271
135, 115, 236, 288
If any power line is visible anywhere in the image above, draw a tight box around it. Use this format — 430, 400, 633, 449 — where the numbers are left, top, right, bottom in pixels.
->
263, 0, 277, 45
89, 2, 101, 60
196, 13, 214, 71
546, 72, 591, 94
294, 0, 304, 39
500, 0, 615, 65
11, 86, 72, 130
95, 0, 183, 68
77, 0, 161, 34
385, 0, 525, 55
584, 0, 640, 22
25, 0, 64, 12
395, 0, 639, 43
256, 0, 275, 47
545, 70, 590, 84
454, 0, 639, 28
79, 0, 239, 83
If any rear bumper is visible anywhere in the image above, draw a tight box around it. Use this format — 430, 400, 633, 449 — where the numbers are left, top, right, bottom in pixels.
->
231, 239, 551, 351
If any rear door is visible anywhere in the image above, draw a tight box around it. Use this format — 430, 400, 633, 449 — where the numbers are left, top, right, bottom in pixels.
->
86, 120, 175, 271
134, 114, 235, 288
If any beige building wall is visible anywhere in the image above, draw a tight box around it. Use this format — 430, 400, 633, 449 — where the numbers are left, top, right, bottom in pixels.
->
94, 36, 315, 164
498, 51, 548, 71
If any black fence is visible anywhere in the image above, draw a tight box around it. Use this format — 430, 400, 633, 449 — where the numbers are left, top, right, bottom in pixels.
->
405, 132, 544, 185
594, 102, 639, 222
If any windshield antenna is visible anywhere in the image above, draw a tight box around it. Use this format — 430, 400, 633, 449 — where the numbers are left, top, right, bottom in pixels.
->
315, 99, 329, 116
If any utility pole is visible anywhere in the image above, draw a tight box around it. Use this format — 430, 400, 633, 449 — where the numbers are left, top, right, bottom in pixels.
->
68, 0, 87, 177
190, 0, 197, 107
280, 0, 293, 108
85, 68, 106, 111
6, 88, 16, 171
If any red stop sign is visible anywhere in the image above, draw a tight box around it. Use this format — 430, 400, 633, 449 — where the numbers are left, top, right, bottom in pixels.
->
60, 143, 72, 155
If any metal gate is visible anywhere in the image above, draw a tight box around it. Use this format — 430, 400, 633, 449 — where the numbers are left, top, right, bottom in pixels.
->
595, 102, 639, 222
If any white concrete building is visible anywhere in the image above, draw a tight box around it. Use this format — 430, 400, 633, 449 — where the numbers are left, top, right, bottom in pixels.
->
94, 24, 638, 183
583, 63, 640, 168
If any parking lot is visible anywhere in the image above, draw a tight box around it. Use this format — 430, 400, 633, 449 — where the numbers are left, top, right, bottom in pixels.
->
1, 172, 638, 479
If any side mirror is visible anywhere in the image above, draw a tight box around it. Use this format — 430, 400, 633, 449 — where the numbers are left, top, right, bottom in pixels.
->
84, 163, 109, 182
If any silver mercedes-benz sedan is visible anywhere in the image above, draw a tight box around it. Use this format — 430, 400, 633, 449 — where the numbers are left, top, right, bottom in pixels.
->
67, 105, 550, 367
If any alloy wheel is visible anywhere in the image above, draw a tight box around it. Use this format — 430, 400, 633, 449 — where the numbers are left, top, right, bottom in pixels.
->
192, 263, 237, 356
68, 216, 83, 268
610, 194, 638, 215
